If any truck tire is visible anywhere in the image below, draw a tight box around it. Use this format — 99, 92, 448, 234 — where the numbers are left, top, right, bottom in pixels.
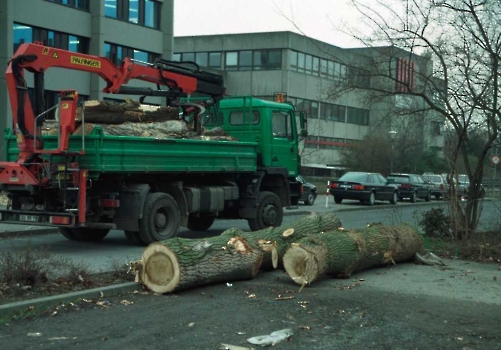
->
59, 228, 109, 242
124, 231, 145, 245
247, 191, 283, 231
187, 215, 216, 232
139, 192, 180, 244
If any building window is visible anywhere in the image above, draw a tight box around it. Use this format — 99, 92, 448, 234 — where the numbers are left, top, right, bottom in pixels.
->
346, 107, 369, 125
289, 49, 357, 83
105, 0, 160, 29
208, 52, 221, 68
129, 0, 139, 23
253, 50, 281, 70
172, 53, 181, 61
182, 52, 195, 62
13, 24, 32, 52
105, 42, 159, 65
195, 52, 208, 67
45, 0, 89, 11
431, 121, 442, 136
105, 0, 118, 17
13, 23, 88, 53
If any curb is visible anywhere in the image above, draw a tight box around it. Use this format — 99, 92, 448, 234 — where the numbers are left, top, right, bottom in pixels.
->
333, 200, 441, 213
283, 210, 312, 216
1, 228, 58, 239
0, 282, 140, 318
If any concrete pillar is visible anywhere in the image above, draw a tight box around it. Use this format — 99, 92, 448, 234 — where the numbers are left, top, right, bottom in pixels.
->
0, 0, 14, 159
161, 0, 174, 60
89, 0, 105, 100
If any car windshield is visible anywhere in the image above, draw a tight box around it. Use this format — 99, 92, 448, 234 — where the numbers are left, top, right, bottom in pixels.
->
296, 175, 304, 182
423, 175, 442, 183
387, 175, 410, 183
338, 173, 369, 182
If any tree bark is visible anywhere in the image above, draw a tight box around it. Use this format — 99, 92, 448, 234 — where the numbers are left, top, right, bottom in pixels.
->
77, 99, 179, 124
132, 213, 343, 293
283, 224, 424, 287
134, 236, 263, 294
236, 212, 342, 270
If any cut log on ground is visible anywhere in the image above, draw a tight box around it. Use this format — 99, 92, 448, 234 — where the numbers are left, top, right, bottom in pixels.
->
237, 212, 342, 270
132, 212, 342, 293
283, 225, 424, 287
133, 235, 263, 294
77, 99, 179, 124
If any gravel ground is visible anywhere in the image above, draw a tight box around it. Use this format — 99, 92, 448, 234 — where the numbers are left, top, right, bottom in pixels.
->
1, 258, 500, 349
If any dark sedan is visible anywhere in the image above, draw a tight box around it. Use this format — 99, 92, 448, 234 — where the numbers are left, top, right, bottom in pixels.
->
387, 173, 431, 202
296, 175, 317, 205
330, 172, 399, 206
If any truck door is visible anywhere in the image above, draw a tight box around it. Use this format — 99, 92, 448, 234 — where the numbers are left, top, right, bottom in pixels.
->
271, 109, 298, 176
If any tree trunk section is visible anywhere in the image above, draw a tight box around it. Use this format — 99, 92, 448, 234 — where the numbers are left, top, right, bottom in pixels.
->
77, 99, 179, 124
234, 212, 342, 270
136, 236, 263, 294
283, 225, 424, 287
133, 213, 343, 293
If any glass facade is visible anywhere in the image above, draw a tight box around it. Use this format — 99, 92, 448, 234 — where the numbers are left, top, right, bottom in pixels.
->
13, 23, 88, 54
289, 49, 360, 84
176, 49, 281, 71
105, 0, 160, 29
105, 42, 158, 65
45, 0, 89, 11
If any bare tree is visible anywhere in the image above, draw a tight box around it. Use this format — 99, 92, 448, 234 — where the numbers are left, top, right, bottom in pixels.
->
330, 0, 500, 239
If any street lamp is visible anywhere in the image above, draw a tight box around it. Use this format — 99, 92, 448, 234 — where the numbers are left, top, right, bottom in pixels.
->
389, 130, 397, 173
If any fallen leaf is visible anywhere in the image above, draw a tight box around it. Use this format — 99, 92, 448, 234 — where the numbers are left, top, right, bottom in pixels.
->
188, 322, 195, 327
120, 300, 133, 306
27, 333, 42, 337
247, 294, 256, 299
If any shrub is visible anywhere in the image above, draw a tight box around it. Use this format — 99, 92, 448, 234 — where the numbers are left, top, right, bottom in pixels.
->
418, 208, 451, 237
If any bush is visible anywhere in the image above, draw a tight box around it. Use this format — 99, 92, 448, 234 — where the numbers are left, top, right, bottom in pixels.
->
418, 208, 451, 237
0, 243, 90, 291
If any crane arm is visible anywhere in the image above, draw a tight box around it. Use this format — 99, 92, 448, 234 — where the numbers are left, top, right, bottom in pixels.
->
6, 42, 225, 159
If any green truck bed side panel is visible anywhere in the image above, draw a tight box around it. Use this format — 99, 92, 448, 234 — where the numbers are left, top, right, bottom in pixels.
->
5, 128, 258, 178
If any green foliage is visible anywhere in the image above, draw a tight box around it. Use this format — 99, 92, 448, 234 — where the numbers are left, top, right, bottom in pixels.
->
418, 208, 451, 237
415, 149, 448, 174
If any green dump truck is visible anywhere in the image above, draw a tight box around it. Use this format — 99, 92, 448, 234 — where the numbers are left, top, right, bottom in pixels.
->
0, 43, 306, 244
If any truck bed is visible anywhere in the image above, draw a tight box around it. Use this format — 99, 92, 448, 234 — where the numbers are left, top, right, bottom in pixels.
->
4, 127, 258, 178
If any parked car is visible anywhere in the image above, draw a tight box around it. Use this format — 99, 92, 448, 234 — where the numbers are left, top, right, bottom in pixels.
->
441, 173, 485, 198
329, 172, 399, 206
422, 174, 449, 199
387, 173, 432, 202
296, 175, 317, 205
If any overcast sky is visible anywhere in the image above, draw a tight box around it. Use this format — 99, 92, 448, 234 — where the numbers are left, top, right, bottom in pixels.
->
174, 0, 365, 48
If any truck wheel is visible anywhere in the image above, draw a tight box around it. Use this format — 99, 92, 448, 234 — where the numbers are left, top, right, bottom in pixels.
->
124, 231, 145, 245
59, 228, 109, 242
139, 192, 180, 244
187, 215, 216, 231
247, 191, 283, 231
